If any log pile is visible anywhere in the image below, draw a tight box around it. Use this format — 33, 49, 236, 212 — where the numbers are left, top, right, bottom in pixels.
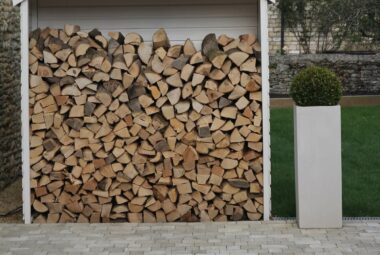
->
29, 25, 264, 223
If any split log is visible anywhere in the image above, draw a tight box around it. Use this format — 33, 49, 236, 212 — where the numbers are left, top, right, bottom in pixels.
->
153, 28, 171, 50
202, 33, 227, 69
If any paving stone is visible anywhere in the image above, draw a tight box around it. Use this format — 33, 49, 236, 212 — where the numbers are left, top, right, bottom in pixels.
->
0, 220, 379, 254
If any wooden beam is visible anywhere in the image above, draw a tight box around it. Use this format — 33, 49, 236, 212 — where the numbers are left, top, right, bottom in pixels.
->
13, 0, 25, 6
260, 0, 272, 222
20, 0, 31, 224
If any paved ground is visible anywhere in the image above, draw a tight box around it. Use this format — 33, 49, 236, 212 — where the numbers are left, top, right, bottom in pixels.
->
0, 220, 379, 255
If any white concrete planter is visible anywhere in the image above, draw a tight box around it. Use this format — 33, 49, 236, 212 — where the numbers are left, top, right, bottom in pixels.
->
294, 105, 342, 228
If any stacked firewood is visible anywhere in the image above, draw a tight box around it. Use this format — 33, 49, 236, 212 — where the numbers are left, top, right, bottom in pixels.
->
29, 25, 263, 223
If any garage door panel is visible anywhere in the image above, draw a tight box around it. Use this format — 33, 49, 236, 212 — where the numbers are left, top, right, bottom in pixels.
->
38, 0, 257, 7
36, 1, 259, 46
39, 17, 256, 29
38, 5, 257, 20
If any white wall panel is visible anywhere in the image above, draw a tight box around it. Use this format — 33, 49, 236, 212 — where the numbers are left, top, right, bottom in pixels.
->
35, 0, 258, 48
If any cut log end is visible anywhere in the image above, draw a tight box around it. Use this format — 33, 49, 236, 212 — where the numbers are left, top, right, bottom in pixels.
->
29, 25, 264, 223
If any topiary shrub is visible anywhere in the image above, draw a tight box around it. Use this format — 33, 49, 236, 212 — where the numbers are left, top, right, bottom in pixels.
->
290, 66, 342, 106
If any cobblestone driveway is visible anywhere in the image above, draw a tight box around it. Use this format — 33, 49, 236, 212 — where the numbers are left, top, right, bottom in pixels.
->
0, 220, 379, 254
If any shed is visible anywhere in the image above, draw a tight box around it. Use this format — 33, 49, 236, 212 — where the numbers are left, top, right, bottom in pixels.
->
13, 0, 273, 224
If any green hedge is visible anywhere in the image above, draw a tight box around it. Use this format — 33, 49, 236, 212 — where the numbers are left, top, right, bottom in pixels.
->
0, 0, 21, 189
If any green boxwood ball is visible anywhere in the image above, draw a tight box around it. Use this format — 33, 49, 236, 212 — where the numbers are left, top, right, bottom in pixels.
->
290, 66, 342, 106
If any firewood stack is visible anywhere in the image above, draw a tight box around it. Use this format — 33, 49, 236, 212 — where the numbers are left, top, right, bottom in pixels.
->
29, 25, 264, 223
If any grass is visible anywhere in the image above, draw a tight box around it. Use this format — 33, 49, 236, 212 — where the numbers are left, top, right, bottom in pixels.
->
271, 106, 380, 217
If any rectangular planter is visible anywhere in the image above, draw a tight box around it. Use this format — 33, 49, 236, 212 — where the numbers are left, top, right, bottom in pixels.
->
294, 105, 342, 228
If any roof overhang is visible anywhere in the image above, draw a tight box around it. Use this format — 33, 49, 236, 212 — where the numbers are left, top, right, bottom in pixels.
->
13, 0, 24, 6
14, 0, 275, 6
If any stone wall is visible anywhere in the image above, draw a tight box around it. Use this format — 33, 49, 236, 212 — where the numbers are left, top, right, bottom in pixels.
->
270, 54, 380, 97
0, 0, 22, 189
268, 3, 380, 96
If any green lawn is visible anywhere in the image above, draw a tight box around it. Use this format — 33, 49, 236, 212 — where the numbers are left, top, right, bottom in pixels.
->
271, 106, 380, 217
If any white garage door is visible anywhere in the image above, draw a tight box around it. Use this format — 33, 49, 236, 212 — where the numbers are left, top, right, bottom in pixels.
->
32, 0, 259, 48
